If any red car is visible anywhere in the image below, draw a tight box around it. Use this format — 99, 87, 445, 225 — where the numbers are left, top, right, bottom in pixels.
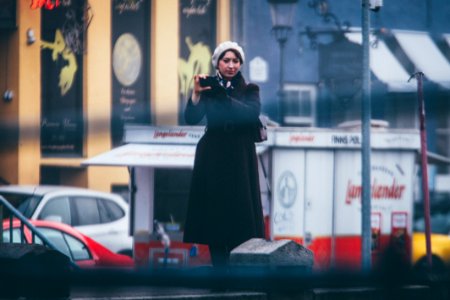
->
2, 219, 134, 268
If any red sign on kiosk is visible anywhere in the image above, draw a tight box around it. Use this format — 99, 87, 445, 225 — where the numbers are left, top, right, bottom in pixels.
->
390, 211, 411, 265
134, 241, 211, 268
371, 212, 382, 252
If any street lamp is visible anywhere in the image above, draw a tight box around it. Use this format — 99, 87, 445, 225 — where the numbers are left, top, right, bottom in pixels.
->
268, 0, 299, 125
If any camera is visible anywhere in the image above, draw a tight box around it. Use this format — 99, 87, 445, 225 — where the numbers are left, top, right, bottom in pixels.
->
199, 76, 218, 87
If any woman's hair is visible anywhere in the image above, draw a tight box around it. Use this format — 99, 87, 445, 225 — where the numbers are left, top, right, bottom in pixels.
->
218, 49, 243, 65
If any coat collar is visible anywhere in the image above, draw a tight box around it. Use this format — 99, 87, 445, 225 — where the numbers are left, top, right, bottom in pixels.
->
216, 71, 246, 94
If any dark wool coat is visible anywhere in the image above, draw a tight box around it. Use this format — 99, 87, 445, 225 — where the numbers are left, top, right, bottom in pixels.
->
183, 72, 265, 250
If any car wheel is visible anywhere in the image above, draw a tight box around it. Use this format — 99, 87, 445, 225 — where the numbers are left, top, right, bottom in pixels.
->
414, 256, 446, 274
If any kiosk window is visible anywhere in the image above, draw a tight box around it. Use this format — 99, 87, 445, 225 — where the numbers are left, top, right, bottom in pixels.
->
154, 169, 192, 231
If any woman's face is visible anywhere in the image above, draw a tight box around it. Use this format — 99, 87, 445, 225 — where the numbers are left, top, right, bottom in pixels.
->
217, 50, 241, 80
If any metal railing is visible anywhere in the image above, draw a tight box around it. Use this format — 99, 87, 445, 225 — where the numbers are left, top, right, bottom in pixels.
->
0, 195, 79, 269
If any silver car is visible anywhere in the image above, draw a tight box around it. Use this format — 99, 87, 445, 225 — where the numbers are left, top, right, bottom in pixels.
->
0, 185, 133, 256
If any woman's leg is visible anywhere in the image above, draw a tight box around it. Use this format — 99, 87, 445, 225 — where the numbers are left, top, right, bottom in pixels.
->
209, 244, 230, 268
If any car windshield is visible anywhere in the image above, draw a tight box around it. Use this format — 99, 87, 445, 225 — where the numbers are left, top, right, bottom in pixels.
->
413, 198, 450, 235
0, 192, 42, 219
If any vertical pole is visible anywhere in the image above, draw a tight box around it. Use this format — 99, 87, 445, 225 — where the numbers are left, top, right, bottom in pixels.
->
278, 39, 286, 125
410, 72, 433, 269
0, 205, 3, 243
361, 0, 372, 271
129, 167, 136, 236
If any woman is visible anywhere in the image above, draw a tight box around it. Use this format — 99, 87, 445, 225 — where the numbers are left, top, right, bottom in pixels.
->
183, 41, 265, 267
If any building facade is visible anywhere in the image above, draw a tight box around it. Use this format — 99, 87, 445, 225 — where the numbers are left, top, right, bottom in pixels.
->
233, 0, 450, 193
0, 0, 230, 193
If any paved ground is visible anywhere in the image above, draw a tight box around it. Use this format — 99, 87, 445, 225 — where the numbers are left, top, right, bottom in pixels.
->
1, 265, 449, 299
69, 285, 442, 300
71, 286, 267, 300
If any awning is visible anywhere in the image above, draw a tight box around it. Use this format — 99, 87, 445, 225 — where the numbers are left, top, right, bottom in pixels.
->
82, 144, 197, 168
345, 32, 415, 92
393, 30, 450, 89
424, 151, 450, 165
445, 34, 450, 48
82, 143, 269, 169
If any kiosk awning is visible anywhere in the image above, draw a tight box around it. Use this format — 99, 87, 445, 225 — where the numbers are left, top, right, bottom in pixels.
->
393, 30, 450, 90
424, 151, 450, 165
346, 32, 414, 92
82, 144, 197, 168
445, 34, 450, 48
82, 143, 269, 169
444, 34, 450, 47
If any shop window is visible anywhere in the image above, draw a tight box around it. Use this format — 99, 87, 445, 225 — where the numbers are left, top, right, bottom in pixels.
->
283, 84, 317, 126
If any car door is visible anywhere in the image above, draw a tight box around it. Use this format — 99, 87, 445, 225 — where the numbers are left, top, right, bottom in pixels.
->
37, 196, 72, 225
70, 196, 128, 253
33, 226, 95, 267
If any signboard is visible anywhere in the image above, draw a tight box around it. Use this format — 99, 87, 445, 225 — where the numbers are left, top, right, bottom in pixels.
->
123, 125, 204, 145
274, 129, 420, 149
178, 0, 216, 124
249, 56, 268, 83
31, 0, 60, 10
41, 0, 84, 156
149, 248, 188, 267
319, 38, 363, 124
371, 212, 382, 251
334, 151, 415, 235
111, 0, 151, 146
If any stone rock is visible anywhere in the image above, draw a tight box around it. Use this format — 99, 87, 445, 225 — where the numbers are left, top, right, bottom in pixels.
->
229, 238, 314, 268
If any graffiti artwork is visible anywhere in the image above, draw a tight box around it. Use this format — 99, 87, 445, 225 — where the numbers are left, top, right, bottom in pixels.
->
178, 0, 216, 124
178, 37, 211, 98
41, 29, 77, 96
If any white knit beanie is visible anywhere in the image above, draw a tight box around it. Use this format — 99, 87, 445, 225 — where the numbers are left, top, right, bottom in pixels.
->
211, 41, 245, 68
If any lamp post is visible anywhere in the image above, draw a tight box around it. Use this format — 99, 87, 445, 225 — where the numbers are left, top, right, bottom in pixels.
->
361, 0, 372, 271
268, 0, 299, 125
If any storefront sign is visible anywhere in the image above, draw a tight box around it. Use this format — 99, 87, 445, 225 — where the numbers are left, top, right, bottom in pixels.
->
319, 38, 363, 122
111, 0, 151, 146
275, 130, 419, 149
41, 0, 84, 156
334, 151, 414, 235
249, 56, 268, 83
345, 179, 406, 204
319, 38, 362, 81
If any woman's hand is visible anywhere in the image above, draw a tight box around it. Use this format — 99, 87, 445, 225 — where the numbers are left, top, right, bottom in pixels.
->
191, 74, 211, 104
